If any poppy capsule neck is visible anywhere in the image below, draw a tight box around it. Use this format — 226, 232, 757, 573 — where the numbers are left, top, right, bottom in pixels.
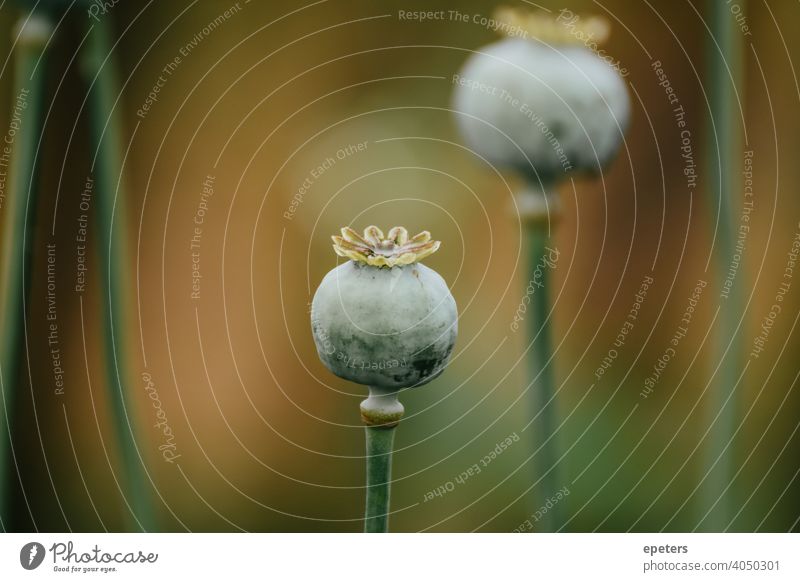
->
514, 181, 561, 227
360, 387, 405, 428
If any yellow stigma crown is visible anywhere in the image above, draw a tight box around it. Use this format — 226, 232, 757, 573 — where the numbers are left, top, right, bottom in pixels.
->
332, 226, 440, 268
493, 6, 611, 45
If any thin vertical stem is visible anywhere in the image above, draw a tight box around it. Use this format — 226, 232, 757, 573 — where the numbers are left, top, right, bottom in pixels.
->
0, 12, 51, 529
525, 222, 560, 531
80, 18, 155, 531
517, 180, 561, 532
364, 426, 396, 533
703, 0, 744, 531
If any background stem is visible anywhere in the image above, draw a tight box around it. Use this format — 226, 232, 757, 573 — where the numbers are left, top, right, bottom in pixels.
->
364, 425, 396, 533
520, 181, 561, 532
0, 11, 51, 530
80, 17, 155, 531
703, 0, 744, 531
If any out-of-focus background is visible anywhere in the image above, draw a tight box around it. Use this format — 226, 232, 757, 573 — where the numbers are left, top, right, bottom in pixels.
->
0, 0, 798, 532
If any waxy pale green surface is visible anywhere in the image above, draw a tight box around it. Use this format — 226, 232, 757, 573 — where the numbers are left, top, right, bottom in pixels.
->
311, 261, 457, 389
453, 37, 630, 179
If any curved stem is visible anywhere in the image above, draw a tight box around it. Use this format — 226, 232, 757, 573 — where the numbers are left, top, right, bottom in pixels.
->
0, 11, 51, 529
519, 181, 561, 532
80, 18, 155, 531
364, 425, 397, 533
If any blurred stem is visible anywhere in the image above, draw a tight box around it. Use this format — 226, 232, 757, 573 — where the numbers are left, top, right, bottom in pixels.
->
0, 11, 51, 529
80, 18, 155, 531
364, 425, 396, 533
519, 180, 561, 532
703, 0, 744, 531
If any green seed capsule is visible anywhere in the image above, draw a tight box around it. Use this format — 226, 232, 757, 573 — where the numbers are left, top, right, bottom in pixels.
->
311, 226, 458, 392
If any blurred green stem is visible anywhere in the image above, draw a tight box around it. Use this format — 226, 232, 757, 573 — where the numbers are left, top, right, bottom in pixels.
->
364, 426, 396, 533
519, 180, 561, 532
0, 11, 52, 529
703, 0, 744, 531
80, 18, 155, 531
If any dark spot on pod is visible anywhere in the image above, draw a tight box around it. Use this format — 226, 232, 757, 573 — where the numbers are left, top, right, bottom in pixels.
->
412, 357, 441, 380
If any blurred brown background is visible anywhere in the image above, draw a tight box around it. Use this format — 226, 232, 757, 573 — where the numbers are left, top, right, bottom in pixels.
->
0, 0, 798, 532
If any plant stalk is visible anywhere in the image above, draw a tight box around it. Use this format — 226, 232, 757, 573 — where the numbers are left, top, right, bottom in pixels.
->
364, 425, 397, 533
518, 180, 561, 531
80, 18, 155, 531
702, 0, 744, 531
361, 386, 403, 532
0, 11, 52, 530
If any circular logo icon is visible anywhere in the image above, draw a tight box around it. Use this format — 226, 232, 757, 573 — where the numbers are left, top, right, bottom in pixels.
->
20, 542, 45, 570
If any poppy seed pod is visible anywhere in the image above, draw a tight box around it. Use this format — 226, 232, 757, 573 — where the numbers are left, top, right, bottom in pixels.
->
452, 8, 630, 182
311, 226, 458, 424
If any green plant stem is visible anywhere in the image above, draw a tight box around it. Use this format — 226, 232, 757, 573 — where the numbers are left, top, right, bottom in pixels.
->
703, 0, 744, 531
364, 425, 396, 533
0, 11, 51, 530
519, 181, 561, 532
80, 18, 155, 532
